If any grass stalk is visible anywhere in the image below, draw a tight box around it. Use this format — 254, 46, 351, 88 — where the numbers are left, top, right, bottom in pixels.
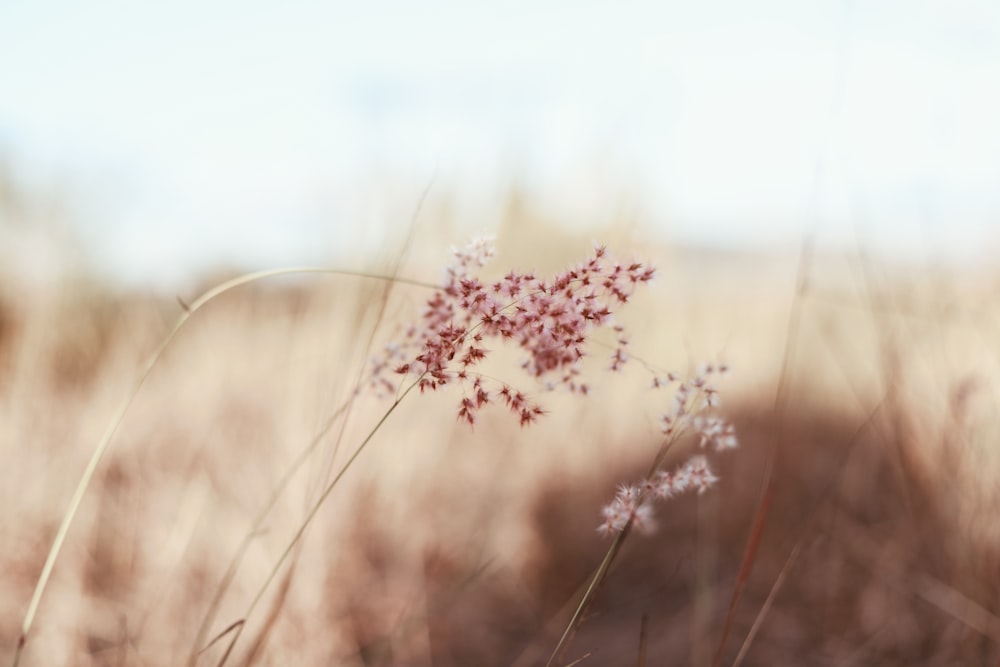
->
545, 528, 629, 667
712, 236, 813, 666
212, 376, 423, 667
545, 374, 715, 666
187, 402, 350, 666
13, 267, 435, 667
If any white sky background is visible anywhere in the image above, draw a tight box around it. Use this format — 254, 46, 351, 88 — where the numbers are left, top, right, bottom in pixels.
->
0, 0, 998, 287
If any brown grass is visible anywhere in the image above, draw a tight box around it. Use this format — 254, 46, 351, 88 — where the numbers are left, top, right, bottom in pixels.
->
2, 230, 999, 666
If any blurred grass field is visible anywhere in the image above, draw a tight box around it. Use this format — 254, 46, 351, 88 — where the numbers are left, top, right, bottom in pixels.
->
2, 208, 999, 666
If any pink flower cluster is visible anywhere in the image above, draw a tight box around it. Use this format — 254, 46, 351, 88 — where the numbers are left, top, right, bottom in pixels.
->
598, 364, 738, 536
371, 238, 656, 427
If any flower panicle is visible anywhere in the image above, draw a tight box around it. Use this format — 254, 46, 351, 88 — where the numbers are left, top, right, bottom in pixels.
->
598, 363, 738, 537
369, 238, 655, 428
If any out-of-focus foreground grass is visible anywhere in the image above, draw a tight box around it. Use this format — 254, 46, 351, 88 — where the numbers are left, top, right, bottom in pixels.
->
2, 215, 999, 666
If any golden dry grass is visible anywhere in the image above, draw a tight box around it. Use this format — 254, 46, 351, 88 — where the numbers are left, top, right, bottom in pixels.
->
2, 225, 999, 666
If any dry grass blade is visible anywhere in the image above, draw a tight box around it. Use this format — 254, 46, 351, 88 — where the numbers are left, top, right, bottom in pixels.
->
204, 214, 424, 665
189, 220, 422, 663
213, 378, 422, 667
546, 369, 717, 667
545, 530, 629, 667
712, 236, 812, 667
912, 573, 1000, 645
637, 613, 648, 667
199, 621, 245, 656
12, 267, 435, 667
186, 404, 348, 666
713, 484, 772, 667
241, 561, 298, 666
731, 541, 803, 667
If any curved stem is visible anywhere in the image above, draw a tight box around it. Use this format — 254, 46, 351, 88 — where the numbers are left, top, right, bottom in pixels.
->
186, 402, 350, 666
13, 267, 435, 667
214, 377, 422, 667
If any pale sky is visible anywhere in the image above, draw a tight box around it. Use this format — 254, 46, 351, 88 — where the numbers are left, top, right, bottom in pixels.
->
1, 0, 998, 286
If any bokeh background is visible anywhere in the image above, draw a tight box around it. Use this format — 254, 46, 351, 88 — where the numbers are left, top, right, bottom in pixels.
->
2, 1, 999, 665
2, 0, 999, 287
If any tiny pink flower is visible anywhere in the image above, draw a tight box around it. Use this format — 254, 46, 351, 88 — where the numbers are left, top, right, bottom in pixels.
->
371, 238, 655, 430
